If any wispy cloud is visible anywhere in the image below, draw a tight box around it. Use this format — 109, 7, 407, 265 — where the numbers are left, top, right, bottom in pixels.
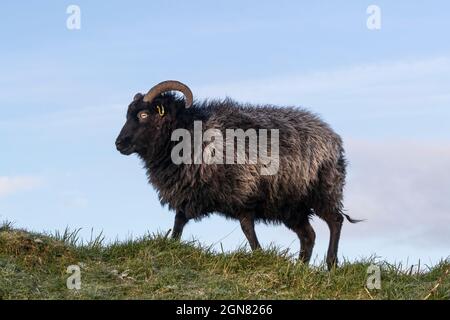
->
196, 56, 450, 112
0, 176, 42, 197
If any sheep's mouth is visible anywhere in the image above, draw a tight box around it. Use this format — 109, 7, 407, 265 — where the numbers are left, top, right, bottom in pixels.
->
118, 145, 136, 156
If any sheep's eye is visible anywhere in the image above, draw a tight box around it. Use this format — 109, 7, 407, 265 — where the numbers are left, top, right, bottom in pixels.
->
138, 111, 149, 120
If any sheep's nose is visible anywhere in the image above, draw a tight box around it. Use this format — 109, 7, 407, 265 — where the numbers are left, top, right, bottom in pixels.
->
115, 138, 125, 150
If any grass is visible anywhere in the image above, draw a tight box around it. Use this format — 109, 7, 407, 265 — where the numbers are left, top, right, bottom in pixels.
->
0, 221, 448, 300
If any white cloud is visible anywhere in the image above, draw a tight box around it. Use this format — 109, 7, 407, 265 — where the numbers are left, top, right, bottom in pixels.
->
63, 197, 89, 209
60, 191, 89, 209
196, 56, 450, 114
0, 176, 42, 197
344, 139, 450, 247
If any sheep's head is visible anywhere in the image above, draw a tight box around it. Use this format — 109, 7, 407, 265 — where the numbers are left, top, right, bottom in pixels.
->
115, 80, 193, 156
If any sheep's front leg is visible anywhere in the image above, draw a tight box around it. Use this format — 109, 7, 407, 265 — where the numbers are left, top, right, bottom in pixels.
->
171, 211, 189, 239
239, 216, 261, 251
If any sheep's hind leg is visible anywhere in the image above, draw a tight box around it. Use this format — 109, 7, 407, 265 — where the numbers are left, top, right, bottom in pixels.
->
171, 211, 189, 239
239, 216, 261, 251
285, 219, 316, 264
317, 210, 343, 270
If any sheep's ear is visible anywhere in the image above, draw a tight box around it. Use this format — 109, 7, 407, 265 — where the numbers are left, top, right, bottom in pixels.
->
133, 93, 143, 101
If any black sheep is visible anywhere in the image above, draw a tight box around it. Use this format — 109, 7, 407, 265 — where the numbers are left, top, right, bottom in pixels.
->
116, 80, 359, 270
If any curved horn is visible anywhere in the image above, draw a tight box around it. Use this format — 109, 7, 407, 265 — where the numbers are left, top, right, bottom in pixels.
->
143, 80, 193, 108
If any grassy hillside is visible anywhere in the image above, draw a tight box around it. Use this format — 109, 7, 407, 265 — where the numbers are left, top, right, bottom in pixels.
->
0, 222, 448, 300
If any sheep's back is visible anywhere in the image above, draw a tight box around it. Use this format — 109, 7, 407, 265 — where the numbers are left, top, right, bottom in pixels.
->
195, 102, 344, 214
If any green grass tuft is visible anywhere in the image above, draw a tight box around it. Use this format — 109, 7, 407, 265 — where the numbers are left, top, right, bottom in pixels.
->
0, 223, 448, 300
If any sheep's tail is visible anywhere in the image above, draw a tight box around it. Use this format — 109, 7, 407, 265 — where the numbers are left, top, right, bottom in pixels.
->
342, 213, 364, 224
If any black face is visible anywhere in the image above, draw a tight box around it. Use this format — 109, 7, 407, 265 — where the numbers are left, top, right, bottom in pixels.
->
115, 93, 157, 156
116, 92, 187, 156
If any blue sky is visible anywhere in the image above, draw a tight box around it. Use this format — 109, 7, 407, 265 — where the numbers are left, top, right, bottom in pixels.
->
1, 1, 449, 265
